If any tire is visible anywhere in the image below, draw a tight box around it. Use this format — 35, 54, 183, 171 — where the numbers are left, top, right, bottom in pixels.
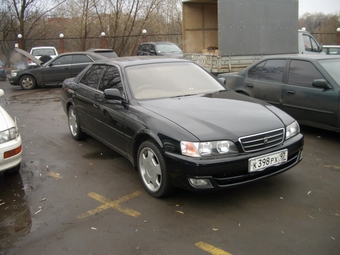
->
20, 75, 36, 90
68, 105, 86, 140
137, 140, 176, 198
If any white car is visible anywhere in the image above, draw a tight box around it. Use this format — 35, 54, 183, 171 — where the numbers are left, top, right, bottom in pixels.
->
0, 89, 22, 173
28, 46, 58, 66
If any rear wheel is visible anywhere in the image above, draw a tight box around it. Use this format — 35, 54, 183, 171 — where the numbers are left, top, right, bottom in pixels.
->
20, 75, 36, 90
68, 105, 86, 140
137, 140, 176, 198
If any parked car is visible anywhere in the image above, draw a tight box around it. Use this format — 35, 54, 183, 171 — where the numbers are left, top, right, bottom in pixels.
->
322, 45, 340, 55
0, 89, 22, 174
9, 50, 107, 90
137, 42, 183, 57
86, 48, 118, 58
0, 60, 6, 81
28, 46, 59, 66
218, 54, 340, 132
61, 57, 303, 198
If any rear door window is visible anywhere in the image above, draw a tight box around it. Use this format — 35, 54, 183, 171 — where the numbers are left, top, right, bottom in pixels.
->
72, 55, 92, 64
259, 60, 286, 82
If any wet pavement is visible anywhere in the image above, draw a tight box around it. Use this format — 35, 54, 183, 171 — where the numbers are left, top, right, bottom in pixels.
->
0, 79, 339, 255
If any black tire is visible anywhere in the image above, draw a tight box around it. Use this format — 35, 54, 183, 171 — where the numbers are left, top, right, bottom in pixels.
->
68, 105, 86, 140
20, 75, 36, 90
137, 140, 176, 198
6, 164, 21, 174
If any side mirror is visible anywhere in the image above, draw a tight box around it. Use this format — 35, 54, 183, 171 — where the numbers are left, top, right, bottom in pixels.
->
318, 43, 323, 53
104, 88, 125, 101
312, 79, 332, 90
149, 50, 156, 55
218, 77, 226, 85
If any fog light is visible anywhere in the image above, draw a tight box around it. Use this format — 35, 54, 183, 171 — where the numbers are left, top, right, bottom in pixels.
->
188, 178, 213, 189
299, 150, 303, 160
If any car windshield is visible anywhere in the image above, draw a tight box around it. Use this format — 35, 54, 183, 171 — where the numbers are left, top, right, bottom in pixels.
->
318, 58, 340, 86
155, 44, 182, 54
126, 62, 225, 100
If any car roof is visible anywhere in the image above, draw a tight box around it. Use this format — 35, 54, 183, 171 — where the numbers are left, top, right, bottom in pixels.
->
140, 41, 178, 45
93, 56, 190, 68
86, 48, 115, 52
30, 46, 57, 50
322, 45, 340, 48
260, 54, 340, 61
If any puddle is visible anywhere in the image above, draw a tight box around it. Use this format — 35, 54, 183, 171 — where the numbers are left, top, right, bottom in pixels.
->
0, 173, 32, 252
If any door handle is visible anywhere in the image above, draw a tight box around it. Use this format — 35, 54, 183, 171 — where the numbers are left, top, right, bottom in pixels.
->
245, 83, 254, 88
93, 103, 99, 108
286, 90, 295, 95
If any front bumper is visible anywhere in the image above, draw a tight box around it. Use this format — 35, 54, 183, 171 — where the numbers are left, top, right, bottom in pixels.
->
165, 133, 304, 192
8, 76, 20, 86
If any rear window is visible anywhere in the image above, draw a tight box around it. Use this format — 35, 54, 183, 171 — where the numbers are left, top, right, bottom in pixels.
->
32, 49, 57, 56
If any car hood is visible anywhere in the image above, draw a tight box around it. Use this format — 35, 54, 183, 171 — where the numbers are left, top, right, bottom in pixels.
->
0, 106, 15, 131
139, 90, 291, 141
15, 48, 42, 66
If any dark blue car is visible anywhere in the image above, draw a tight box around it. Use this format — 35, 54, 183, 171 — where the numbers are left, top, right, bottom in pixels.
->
0, 60, 6, 80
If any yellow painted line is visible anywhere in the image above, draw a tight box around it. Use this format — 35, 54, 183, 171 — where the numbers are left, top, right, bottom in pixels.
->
195, 241, 232, 255
323, 165, 340, 170
77, 191, 141, 219
49, 171, 62, 180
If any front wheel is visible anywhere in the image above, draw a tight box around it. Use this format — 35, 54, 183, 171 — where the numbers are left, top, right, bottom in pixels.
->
20, 75, 36, 90
68, 105, 86, 140
137, 140, 176, 198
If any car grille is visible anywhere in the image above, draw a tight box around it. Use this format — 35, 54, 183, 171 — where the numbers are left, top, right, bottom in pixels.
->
239, 128, 285, 153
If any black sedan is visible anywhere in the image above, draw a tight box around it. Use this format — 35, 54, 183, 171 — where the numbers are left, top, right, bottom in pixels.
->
61, 57, 304, 198
9, 51, 108, 90
218, 54, 340, 132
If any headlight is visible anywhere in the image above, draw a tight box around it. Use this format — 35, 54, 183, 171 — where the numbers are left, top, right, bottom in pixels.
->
10, 71, 18, 77
286, 121, 300, 140
0, 127, 18, 144
181, 140, 238, 157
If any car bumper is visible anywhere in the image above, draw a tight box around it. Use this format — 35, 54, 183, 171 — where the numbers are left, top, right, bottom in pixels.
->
8, 76, 20, 86
0, 135, 22, 172
165, 133, 304, 192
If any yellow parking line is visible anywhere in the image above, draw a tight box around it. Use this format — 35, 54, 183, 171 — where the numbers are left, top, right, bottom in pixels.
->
195, 241, 232, 255
77, 191, 142, 219
323, 164, 340, 170
49, 171, 62, 180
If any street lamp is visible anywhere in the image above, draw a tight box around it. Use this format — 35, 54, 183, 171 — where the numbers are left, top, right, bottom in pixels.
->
17, 34, 22, 49
142, 29, 147, 43
101, 32, 106, 49
59, 33, 64, 53
337, 28, 340, 45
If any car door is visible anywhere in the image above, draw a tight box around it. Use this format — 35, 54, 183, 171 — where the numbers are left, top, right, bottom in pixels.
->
72, 64, 107, 135
92, 65, 127, 156
70, 54, 94, 77
282, 59, 338, 128
243, 59, 286, 109
42, 55, 72, 84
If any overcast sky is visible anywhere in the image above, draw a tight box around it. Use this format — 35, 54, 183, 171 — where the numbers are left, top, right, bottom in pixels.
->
299, 0, 340, 16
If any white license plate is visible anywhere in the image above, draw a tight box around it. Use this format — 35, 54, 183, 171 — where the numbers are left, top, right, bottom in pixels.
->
249, 149, 288, 172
